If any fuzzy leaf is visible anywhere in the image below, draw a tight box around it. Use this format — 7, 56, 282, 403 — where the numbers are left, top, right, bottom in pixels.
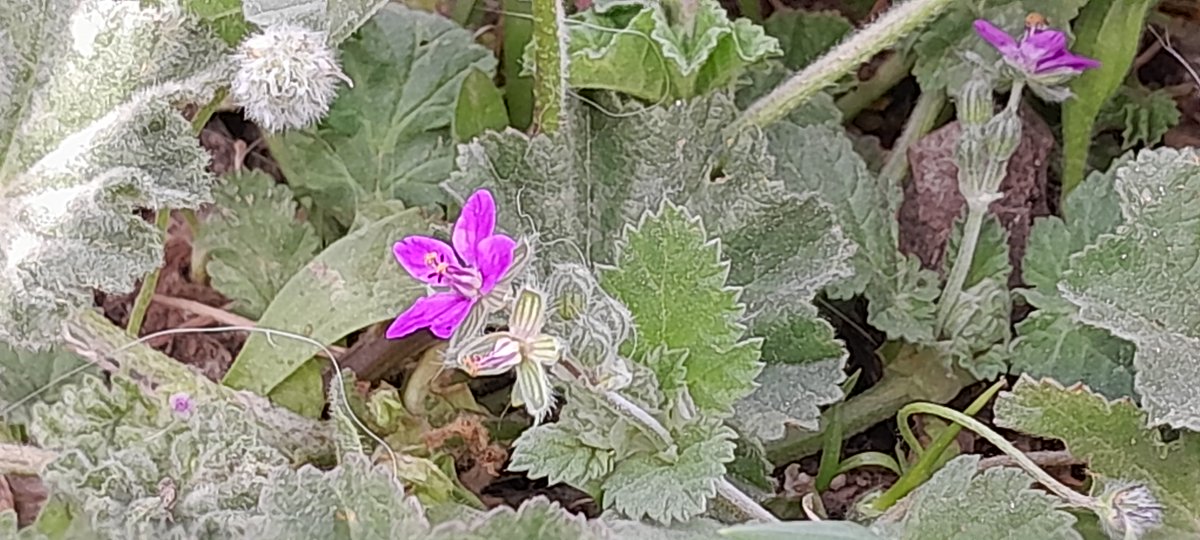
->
453, 68, 509, 143
870, 454, 1081, 540
241, 0, 388, 43
1058, 147, 1200, 429
762, 10, 852, 71
995, 377, 1200, 537
221, 209, 432, 414
0, 0, 229, 350
913, 1, 1089, 94
508, 421, 614, 489
194, 171, 321, 319
244, 453, 429, 539
0, 344, 89, 425
539, 0, 781, 101
430, 498, 603, 540
446, 93, 854, 438
722, 521, 884, 540
600, 203, 762, 415
1009, 160, 1134, 398
937, 216, 1012, 379
184, 0, 253, 45
600, 418, 736, 524
268, 4, 497, 239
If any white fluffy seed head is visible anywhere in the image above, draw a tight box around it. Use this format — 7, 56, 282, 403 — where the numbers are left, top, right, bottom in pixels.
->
1096, 481, 1165, 540
231, 23, 351, 133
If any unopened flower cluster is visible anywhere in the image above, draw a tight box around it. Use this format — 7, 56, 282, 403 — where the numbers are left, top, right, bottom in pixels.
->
387, 190, 561, 422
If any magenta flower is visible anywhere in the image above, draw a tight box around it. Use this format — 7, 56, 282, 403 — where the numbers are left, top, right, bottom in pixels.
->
973, 19, 1099, 78
169, 392, 194, 417
387, 190, 516, 340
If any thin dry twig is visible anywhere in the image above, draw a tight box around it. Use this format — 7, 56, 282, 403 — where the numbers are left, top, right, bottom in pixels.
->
151, 294, 348, 357
1148, 25, 1200, 91
977, 450, 1082, 471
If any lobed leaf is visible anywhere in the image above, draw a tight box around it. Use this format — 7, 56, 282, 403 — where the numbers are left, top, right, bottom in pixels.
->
762, 9, 852, 71
193, 170, 321, 319
1058, 147, 1200, 429
1095, 84, 1181, 152
241, 0, 389, 44
994, 377, 1200, 536
0, 0, 230, 349
268, 4, 497, 239
869, 454, 1081, 540
0, 344, 88, 425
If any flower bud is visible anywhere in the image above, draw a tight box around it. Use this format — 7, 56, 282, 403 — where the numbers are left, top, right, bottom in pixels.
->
1096, 481, 1164, 540
231, 23, 351, 133
983, 109, 1022, 160
957, 76, 995, 126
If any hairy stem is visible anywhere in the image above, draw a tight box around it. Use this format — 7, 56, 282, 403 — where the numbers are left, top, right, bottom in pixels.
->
126, 209, 171, 336
896, 402, 1097, 510
835, 51, 916, 120
183, 209, 207, 284
530, 0, 567, 133
734, 0, 956, 130
878, 88, 945, 190
934, 202, 985, 333
872, 380, 1005, 511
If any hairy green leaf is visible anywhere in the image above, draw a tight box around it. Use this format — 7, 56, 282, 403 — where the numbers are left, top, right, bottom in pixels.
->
995, 377, 1200, 537
430, 498, 602, 540
0, 0, 230, 350
913, 1, 1089, 94
268, 4, 496, 239
221, 209, 432, 414
1058, 147, 1200, 429
453, 68, 509, 143
1061, 0, 1157, 194
762, 10, 852, 71
0, 344, 88, 425
509, 422, 615, 489
194, 171, 321, 319
601, 203, 762, 415
184, 0, 253, 45
446, 93, 854, 439
537, 0, 781, 101
936, 216, 1011, 379
870, 454, 1081, 540
1009, 159, 1134, 398
722, 521, 884, 540
242, 0, 389, 43
600, 418, 736, 524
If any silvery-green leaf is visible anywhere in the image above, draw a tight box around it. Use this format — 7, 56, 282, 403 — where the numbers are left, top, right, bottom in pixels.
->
268, 4, 496, 239
241, 0, 388, 43
1058, 147, 1200, 429
870, 454, 1081, 540
762, 9, 852, 71
995, 377, 1199, 537
0, 344, 89, 426
429, 497, 605, 540
193, 171, 321, 319
0, 0, 230, 350
1096, 84, 1181, 152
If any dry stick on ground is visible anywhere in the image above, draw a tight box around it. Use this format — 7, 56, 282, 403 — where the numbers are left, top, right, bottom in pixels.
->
151, 294, 348, 358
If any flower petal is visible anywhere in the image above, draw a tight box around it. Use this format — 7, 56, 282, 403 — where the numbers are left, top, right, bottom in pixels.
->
512, 359, 555, 424
428, 296, 474, 338
453, 189, 497, 266
386, 292, 468, 339
973, 19, 1018, 56
476, 234, 516, 294
394, 236, 458, 286
1036, 51, 1100, 73
1020, 28, 1067, 61
465, 336, 523, 377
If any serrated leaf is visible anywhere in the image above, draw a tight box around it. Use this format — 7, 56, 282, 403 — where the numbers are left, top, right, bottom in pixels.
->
430, 498, 604, 540
221, 209, 432, 414
1058, 147, 1200, 429
245, 453, 430, 539
870, 454, 1081, 540
762, 10, 852, 71
194, 171, 321, 319
913, 1, 1089, 94
994, 377, 1200, 537
183, 0, 253, 46
600, 419, 735, 523
1010, 159, 1134, 397
0, 344, 89, 425
600, 203, 762, 415
936, 216, 1012, 378
1096, 84, 1181, 151
453, 68, 509, 143
540, 0, 781, 101
0, 0, 230, 350
509, 422, 615, 489
445, 93, 854, 438
241, 0, 389, 44
268, 4, 497, 239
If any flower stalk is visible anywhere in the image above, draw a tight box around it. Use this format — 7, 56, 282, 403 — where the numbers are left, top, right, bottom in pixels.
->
530, 0, 568, 133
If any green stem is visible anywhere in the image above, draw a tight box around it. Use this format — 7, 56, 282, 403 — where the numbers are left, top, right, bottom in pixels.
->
878, 88, 944, 191
934, 202, 985, 334
183, 209, 208, 284
889, 402, 1097, 510
127, 89, 228, 336
530, 0, 567, 133
872, 380, 1006, 510
401, 349, 444, 416
733, 0, 956, 131
835, 51, 916, 120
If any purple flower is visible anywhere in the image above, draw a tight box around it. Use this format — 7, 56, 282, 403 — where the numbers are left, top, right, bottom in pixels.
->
387, 189, 516, 340
973, 19, 1099, 77
169, 392, 194, 417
